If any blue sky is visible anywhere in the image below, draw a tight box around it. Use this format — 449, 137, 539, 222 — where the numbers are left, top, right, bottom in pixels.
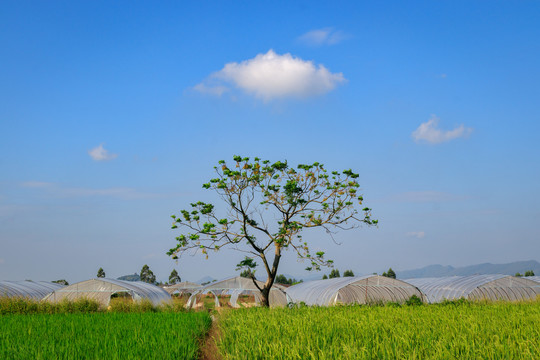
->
1, 1, 539, 283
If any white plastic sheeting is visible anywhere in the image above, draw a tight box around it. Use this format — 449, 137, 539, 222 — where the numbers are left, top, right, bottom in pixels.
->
525, 276, 540, 284
286, 275, 425, 306
405, 275, 540, 303
186, 276, 288, 309
0, 281, 65, 300
163, 281, 202, 295
43, 278, 172, 306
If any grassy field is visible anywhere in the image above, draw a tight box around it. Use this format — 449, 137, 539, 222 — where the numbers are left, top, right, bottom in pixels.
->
217, 301, 540, 359
0, 312, 211, 360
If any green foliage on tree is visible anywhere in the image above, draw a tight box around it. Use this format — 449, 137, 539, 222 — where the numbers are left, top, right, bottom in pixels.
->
140, 264, 156, 284
515, 272, 523, 277
169, 269, 181, 284
96, 268, 105, 278
52, 279, 69, 285
329, 269, 341, 278
524, 270, 535, 277
382, 268, 396, 279
322, 274, 328, 280
168, 156, 376, 306
240, 270, 253, 278
343, 270, 355, 277
237, 257, 257, 279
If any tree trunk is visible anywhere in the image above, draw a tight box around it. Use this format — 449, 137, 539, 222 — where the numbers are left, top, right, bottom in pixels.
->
260, 287, 270, 307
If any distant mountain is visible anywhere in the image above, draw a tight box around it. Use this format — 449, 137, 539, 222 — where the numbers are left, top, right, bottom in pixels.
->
117, 273, 140, 281
398, 260, 540, 279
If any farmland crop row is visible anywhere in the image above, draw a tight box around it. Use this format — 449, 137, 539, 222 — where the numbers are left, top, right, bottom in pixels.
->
0, 312, 211, 360
218, 301, 540, 359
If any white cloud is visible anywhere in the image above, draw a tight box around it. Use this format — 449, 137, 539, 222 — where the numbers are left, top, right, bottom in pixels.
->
412, 115, 473, 144
20, 181, 54, 188
194, 50, 346, 101
407, 231, 425, 239
298, 28, 347, 46
19, 182, 177, 200
192, 83, 229, 97
88, 144, 118, 161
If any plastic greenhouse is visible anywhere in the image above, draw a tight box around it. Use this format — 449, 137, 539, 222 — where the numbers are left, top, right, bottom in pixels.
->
163, 281, 202, 295
285, 275, 425, 306
525, 276, 540, 284
405, 275, 540, 303
43, 278, 172, 306
0, 280, 65, 300
185, 276, 288, 309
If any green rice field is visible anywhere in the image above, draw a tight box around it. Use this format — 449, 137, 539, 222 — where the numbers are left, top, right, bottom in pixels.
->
0, 312, 211, 360
217, 301, 540, 360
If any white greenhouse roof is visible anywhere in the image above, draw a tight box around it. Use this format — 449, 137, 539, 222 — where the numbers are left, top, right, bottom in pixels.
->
44, 278, 172, 306
163, 281, 202, 295
525, 276, 540, 283
0, 280, 65, 300
286, 275, 425, 306
405, 275, 540, 303
186, 276, 287, 308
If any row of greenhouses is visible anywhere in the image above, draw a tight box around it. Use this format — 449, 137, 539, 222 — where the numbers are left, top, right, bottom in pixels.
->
2, 275, 540, 307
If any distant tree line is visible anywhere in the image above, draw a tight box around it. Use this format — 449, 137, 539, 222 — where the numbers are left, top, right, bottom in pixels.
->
320, 267, 397, 280
94, 265, 182, 285
322, 269, 355, 279
515, 270, 535, 277
275, 274, 303, 285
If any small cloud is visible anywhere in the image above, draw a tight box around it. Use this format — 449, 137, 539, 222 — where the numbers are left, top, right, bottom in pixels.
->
407, 231, 425, 239
88, 144, 118, 161
20, 181, 54, 188
195, 50, 346, 101
298, 27, 348, 46
439, 73, 447, 79
412, 115, 473, 144
193, 83, 229, 97
18, 182, 178, 200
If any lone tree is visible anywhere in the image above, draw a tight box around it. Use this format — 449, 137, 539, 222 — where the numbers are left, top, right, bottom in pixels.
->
382, 268, 396, 279
140, 264, 156, 284
168, 156, 376, 307
329, 269, 341, 278
169, 269, 181, 284
97, 267, 106, 278
343, 269, 355, 277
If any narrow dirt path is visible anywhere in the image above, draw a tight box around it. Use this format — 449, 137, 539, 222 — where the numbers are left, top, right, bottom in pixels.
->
199, 314, 223, 360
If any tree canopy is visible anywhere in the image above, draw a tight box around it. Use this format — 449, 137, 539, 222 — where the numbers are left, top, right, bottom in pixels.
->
343, 269, 355, 277
168, 156, 376, 306
329, 269, 341, 279
169, 269, 181, 284
140, 264, 156, 284
382, 268, 396, 279
96, 267, 105, 278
